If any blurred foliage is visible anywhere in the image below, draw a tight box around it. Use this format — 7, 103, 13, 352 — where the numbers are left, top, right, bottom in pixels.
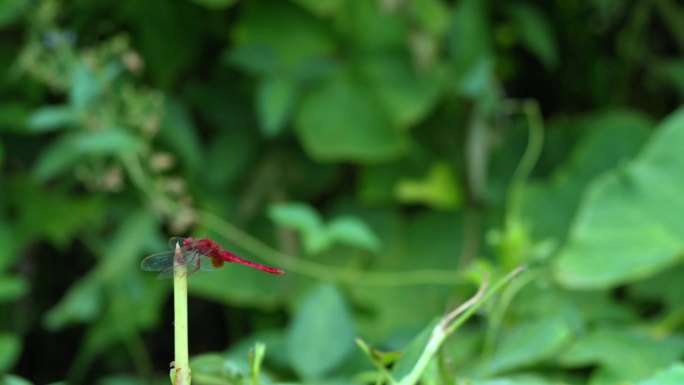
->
1, 0, 684, 384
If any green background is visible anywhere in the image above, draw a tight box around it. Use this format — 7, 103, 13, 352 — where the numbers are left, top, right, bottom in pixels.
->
1, 0, 684, 384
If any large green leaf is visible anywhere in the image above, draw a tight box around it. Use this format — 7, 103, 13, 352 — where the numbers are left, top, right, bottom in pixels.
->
553, 108, 684, 288
637, 364, 684, 385
559, 327, 684, 384
481, 314, 574, 376
234, 0, 334, 67
295, 71, 408, 163
357, 54, 445, 128
287, 283, 356, 379
523, 110, 652, 245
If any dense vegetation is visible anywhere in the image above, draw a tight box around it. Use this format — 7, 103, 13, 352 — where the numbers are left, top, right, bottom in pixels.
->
1, 0, 684, 384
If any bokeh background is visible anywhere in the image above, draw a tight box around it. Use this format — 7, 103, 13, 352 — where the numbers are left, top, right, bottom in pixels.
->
2, 0, 684, 384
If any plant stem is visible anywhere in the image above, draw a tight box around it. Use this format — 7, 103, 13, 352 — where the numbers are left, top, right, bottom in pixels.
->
505, 100, 544, 230
397, 266, 527, 385
173, 243, 191, 385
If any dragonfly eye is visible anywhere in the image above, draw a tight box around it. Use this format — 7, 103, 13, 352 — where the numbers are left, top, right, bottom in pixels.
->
182, 237, 195, 248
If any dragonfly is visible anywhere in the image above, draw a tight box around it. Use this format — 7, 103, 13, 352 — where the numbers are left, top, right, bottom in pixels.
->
141, 237, 284, 279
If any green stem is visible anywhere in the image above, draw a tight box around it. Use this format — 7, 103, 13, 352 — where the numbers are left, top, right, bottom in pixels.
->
249, 342, 266, 385
173, 243, 191, 385
397, 266, 527, 385
505, 100, 544, 230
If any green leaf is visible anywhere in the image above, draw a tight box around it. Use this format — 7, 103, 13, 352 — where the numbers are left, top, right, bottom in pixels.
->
45, 210, 160, 330
269, 202, 328, 254
69, 61, 101, 113
287, 283, 356, 379
295, 71, 408, 163
268, 202, 323, 238
506, 3, 558, 69
0, 274, 28, 302
234, 1, 334, 67
409, 0, 450, 37
327, 216, 381, 253
522, 110, 652, 245
482, 315, 574, 375
44, 275, 104, 329
224, 45, 282, 76
0, 0, 30, 28
190, 353, 247, 383
0, 374, 33, 385
203, 125, 256, 188
395, 161, 462, 210
554, 108, 684, 288
257, 76, 297, 137
334, 0, 406, 51
358, 54, 445, 128
447, 0, 491, 87
637, 363, 684, 385
121, 0, 206, 89
0, 333, 21, 372
187, 0, 237, 9
559, 327, 684, 383
27, 105, 76, 133
8, 181, 105, 247
391, 319, 438, 379
32, 129, 141, 182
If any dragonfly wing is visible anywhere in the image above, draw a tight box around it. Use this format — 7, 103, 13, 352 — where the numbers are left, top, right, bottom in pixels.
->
156, 268, 177, 280
140, 250, 175, 271
141, 249, 200, 271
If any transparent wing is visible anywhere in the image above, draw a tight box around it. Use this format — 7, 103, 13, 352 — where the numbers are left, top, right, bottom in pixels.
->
140, 249, 200, 272
152, 252, 216, 279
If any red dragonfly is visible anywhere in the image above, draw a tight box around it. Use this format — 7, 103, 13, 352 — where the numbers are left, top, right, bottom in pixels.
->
141, 237, 284, 279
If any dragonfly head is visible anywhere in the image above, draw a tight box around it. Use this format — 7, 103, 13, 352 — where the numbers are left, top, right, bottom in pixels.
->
182, 237, 196, 249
